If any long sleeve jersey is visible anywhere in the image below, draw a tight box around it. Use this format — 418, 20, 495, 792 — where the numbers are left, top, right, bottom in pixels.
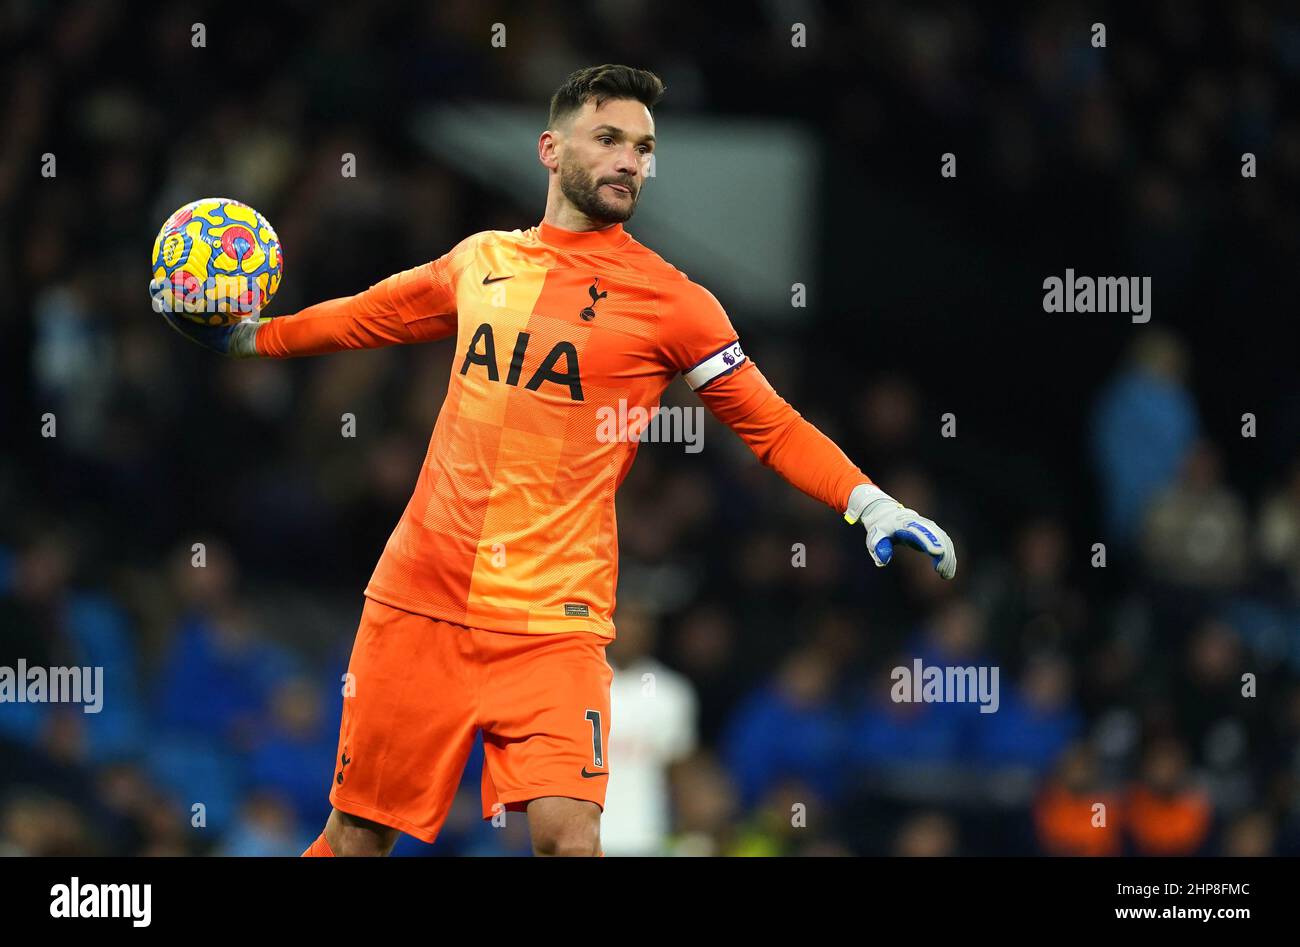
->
256, 220, 870, 637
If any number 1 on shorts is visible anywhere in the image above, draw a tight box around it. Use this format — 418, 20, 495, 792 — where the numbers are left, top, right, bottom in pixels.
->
584, 709, 604, 768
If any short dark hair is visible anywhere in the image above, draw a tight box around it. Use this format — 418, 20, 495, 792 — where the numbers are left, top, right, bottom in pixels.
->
548, 64, 665, 129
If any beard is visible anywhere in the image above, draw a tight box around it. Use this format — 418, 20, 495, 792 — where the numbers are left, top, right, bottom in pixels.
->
559, 158, 638, 224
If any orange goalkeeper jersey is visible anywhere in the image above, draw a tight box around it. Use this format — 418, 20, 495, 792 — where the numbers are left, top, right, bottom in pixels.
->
256, 221, 868, 637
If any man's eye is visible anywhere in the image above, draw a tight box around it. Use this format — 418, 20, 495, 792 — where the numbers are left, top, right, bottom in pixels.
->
599, 137, 614, 145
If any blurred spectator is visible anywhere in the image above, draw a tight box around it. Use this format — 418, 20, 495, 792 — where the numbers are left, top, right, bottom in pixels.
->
0, 792, 94, 857
973, 652, 1082, 775
1089, 330, 1200, 549
1126, 738, 1213, 856
1172, 619, 1254, 763
728, 780, 829, 857
721, 644, 844, 810
892, 810, 961, 857
1221, 810, 1277, 857
0, 527, 145, 761
667, 751, 740, 857
94, 762, 171, 856
153, 543, 299, 749
847, 659, 965, 776
1033, 744, 1123, 856
852, 375, 926, 471
1258, 454, 1300, 598
1142, 440, 1250, 593
246, 675, 337, 830
603, 600, 699, 856
979, 516, 1088, 670
667, 602, 745, 746
218, 792, 312, 857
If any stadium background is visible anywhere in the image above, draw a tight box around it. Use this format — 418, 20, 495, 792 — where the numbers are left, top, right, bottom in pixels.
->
2, 1, 1299, 856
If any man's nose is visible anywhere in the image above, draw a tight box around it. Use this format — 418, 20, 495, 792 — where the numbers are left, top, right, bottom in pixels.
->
615, 146, 641, 175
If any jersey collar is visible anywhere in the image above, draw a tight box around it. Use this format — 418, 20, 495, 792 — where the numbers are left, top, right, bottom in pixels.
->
536, 220, 630, 250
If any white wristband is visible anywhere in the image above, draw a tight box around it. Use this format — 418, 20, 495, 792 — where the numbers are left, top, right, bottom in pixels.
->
229, 320, 262, 359
844, 483, 894, 523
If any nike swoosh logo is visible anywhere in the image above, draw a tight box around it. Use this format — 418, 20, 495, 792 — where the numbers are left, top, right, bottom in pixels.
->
482, 273, 513, 284
581, 767, 607, 778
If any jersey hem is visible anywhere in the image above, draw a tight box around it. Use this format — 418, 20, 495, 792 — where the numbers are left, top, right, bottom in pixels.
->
362, 586, 616, 639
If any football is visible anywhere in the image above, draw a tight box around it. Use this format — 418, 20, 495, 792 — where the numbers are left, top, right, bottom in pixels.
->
149, 198, 284, 325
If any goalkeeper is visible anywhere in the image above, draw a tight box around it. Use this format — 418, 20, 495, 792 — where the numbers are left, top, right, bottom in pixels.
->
158, 64, 955, 858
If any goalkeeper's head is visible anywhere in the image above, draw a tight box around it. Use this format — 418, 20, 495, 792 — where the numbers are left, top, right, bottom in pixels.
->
541, 64, 665, 226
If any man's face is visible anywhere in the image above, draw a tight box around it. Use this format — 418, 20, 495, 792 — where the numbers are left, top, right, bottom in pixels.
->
555, 97, 655, 224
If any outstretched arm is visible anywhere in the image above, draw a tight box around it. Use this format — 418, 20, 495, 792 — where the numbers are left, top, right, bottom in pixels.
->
694, 361, 867, 512
695, 363, 957, 579
155, 233, 478, 358
155, 261, 457, 359
660, 275, 957, 580
255, 263, 457, 358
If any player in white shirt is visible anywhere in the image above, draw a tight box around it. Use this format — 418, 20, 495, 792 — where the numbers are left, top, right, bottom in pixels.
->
602, 602, 699, 856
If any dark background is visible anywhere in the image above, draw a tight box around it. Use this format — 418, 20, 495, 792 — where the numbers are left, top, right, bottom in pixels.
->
1, 1, 1298, 856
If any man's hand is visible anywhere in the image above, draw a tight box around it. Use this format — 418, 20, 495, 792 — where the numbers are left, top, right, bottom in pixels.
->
151, 280, 262, 358
844, 483, 957, 579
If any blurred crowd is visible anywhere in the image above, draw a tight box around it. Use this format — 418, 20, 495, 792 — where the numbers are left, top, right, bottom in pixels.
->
2, 2, 1299, 855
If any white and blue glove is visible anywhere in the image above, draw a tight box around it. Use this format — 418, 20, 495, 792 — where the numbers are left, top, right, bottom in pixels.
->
150, 278, 262, 358
844, 483, 956, 579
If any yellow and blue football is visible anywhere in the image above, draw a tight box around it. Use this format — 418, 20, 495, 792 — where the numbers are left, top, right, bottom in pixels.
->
150, 198, 283, 326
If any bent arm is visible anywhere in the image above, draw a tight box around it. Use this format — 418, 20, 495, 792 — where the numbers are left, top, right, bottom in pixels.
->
695, 363, 870, 512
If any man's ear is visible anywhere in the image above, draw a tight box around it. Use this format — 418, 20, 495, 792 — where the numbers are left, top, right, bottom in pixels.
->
538, 130, 561, 171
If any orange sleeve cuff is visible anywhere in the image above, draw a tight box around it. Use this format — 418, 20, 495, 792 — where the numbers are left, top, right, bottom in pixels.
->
694, 364, 871, 512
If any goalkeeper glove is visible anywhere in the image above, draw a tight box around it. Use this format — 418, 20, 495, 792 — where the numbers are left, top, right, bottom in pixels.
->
150, 280, 262, 358
844, 483, 957, 579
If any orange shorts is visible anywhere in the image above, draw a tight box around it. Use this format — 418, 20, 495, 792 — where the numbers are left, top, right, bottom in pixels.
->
328, 596, 614, 844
